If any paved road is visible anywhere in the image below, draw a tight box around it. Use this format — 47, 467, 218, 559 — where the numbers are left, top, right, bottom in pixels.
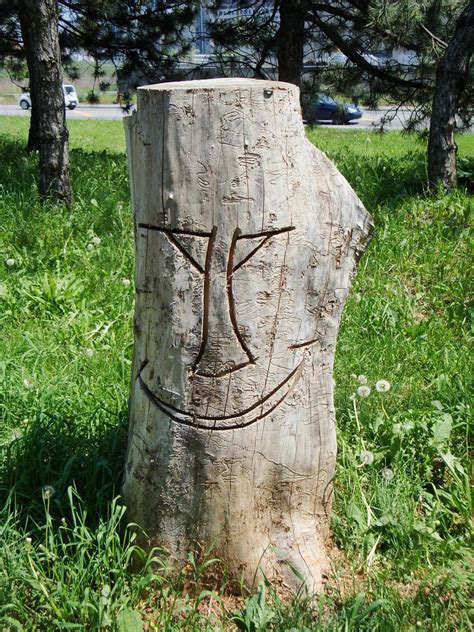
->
0, 103, 422, 130
0, 103, 124, 121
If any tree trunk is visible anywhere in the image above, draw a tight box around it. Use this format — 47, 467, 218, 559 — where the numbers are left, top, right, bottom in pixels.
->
123, 78, 372, 593
18, 0, 72, 206
277, 0, 306, 87
428, 1, 474, 188
18, 15, 40, 153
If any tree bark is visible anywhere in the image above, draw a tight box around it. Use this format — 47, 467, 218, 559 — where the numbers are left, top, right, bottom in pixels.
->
123, 78, 372, 593
428, 1, 474, 188
18, 0, 72, 206
18, 13, 40, 153
277, 0, 306, 87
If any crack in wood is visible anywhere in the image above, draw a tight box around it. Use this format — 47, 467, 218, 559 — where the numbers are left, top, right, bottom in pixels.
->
289, 337, 321, 350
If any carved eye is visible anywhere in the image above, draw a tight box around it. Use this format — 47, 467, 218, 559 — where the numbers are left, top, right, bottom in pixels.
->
138, 223, 215, 273
233, 226, 295, 272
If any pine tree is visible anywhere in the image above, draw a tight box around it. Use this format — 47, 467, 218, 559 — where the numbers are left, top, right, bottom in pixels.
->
17, 0, 72, 206
0, 1, 199, 204
207, 0, 473, 188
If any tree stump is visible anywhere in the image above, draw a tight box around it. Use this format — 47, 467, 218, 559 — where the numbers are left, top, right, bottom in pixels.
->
123, 78, 372, 593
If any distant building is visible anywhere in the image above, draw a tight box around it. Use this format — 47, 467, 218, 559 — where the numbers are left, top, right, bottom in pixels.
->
192, 1, 275, 55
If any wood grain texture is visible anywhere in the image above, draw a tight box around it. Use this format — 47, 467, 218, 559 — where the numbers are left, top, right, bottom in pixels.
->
123, 78, 372, 593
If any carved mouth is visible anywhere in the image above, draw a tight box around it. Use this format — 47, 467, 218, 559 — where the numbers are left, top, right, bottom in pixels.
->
138, 359, 304, 431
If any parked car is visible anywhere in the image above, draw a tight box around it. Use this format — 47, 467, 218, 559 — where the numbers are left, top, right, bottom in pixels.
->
18, 84, 79, 110
306, 94, 362, 125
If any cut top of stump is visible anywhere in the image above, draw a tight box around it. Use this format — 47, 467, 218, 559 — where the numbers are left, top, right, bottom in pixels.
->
138, 77, 299, 95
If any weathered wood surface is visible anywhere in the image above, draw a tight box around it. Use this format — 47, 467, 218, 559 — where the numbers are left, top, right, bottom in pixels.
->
123, 78, 372, 592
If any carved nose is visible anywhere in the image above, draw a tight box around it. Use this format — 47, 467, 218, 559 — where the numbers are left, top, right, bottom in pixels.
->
192, 228, 254, 378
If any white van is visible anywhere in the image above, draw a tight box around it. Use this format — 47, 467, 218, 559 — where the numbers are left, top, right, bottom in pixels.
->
62, 84, 79, 109
18, 84, 79, 110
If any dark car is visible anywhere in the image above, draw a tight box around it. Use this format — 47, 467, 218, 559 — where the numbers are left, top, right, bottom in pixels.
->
307, 94, 362, 125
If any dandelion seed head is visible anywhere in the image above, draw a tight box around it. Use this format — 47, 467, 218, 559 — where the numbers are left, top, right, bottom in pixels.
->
358, 375, 368, 384
83, 347, 95, 358
42, 485, 55, 500
91, 236, 101, 246
5, 258, 16, 267
23, 378, 34, 389
357, 385, 371, 398
121, 277, 131, 287
86, 243, 94, 251
350, 373, 358, 380
382, 467, 394, 481
359, 450, 374, 465
376, 379, 391, 393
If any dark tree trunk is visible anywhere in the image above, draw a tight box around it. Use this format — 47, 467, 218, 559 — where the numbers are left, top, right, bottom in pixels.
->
18, 0, 72, 206
428, 1, 474, 188
277, 0, 306, 87
19, 17, 40, 152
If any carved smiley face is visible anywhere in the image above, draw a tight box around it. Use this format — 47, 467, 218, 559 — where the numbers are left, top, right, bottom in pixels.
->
136, 217, 322, 430
128, 83, 358, 430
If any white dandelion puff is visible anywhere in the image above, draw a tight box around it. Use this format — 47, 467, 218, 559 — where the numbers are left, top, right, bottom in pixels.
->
23, 378, 34, 389
86, 243, 94, 251
382, 467, 394, 481
91, 236, 101, 246
121, 277, 131, 287
83, 347, 95, 358
350, 373, 358, 380
5, 258, 16, 267
42, 485, 55, 500
376, 380, 391, 393
358, 375, 368, 384
359, 450, 374, 465
357, 385, 371, 398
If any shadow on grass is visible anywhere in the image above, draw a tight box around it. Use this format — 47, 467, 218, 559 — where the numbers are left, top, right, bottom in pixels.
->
1, 135, 428, 214
325, 149, 427, 212
0, 136, 127, 201
0, 407, 129, 530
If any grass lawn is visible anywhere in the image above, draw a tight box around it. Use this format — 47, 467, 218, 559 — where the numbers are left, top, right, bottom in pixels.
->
0, 117, 472, 630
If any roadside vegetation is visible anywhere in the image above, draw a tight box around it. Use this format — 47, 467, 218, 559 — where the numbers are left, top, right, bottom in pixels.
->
0, 119, 472, 630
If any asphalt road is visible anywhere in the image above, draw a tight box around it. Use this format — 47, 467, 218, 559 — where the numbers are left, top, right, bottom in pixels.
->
0, 103, 421, 130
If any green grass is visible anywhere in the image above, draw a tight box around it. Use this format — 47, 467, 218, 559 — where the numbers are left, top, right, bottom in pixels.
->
0, 118, 472, 630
